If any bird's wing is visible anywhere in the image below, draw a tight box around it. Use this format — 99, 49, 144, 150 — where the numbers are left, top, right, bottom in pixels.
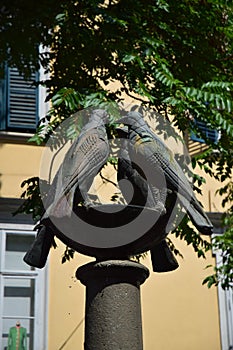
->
144, 141, 213, 234
131, 136, 192, 198
62, 129, 109, 194
46, 126, 109, 218
131, 127, 213, 234
118, 143, 179, 273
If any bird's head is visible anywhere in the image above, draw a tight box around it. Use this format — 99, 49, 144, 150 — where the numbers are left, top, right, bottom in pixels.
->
116, 111, 146, 129
90, 109, 110, 124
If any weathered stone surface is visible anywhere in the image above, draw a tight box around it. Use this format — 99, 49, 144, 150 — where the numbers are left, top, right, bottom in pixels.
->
76, 260, 149, 350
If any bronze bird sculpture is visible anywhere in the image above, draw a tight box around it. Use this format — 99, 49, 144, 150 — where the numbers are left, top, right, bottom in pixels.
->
117, 111, 213, 236
24, 109, 110, 268
117, 138, 179, 272
47, 109, 110, 218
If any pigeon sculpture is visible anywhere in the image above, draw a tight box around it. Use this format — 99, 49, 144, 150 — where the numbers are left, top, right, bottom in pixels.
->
117, 135, 179, 272
24, 109, 110, 268
117, 111, 213, 236
47, 109, 110, 218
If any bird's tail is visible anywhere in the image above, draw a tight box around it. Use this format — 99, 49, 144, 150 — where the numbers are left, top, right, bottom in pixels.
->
177, 193, 213, 235
23, 223, 55, 268
150, 240, 179, 272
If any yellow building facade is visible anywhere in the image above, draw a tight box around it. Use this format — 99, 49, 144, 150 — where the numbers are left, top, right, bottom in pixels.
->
0, 68, 232, 350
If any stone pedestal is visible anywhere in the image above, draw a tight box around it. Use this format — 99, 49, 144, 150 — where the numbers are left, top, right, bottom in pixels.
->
76, 260, 149, 350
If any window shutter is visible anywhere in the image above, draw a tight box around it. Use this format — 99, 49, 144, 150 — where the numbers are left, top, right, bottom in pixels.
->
190, 120, 220, 144
6, 67, 39, 131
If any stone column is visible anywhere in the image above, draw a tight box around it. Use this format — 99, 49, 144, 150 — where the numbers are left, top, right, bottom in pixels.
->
76, 259, 149, 350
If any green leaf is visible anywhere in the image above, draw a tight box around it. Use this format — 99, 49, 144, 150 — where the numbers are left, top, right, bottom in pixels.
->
122, 54, 136, 63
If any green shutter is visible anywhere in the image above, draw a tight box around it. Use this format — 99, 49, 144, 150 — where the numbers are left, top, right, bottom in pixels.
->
6, 67, 39, 131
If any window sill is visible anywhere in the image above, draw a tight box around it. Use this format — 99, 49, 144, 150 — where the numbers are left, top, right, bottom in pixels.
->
0, 197, 35, 225
0, 130, 36, 144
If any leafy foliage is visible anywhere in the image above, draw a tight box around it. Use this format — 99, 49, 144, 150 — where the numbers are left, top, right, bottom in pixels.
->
13, 177, 45, 222
1, 0, 233, 285
62, 246, 75, 264
203, 227, 233, 290
203, 183, 233, 289
173, 215, 211, 259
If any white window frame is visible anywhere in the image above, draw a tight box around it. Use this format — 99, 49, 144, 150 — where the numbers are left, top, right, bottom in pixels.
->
38, 45, 50, 122
216, 251, 233, 350
211, 227, 233, 350
0, 223, 49, 350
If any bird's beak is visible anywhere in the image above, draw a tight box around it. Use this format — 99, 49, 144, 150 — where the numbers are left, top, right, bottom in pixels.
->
115, 116, 130, 125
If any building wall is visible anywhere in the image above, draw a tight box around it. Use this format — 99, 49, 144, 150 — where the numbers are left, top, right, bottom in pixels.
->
0, 138, 222, 350
47, 238, 221, 350
0, 141, 43, 198
142, 241, 221, 350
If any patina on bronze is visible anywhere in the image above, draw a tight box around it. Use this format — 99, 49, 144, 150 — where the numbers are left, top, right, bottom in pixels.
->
117, 111, 213, 235
24, 109, 213, 269
42, 203, 172, 259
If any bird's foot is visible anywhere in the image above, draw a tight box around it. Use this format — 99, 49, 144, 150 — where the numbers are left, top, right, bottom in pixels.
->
154, 202, 166, 215
83, 197, 100, 210
83, 200, 95, 210
80, 193, 100, 210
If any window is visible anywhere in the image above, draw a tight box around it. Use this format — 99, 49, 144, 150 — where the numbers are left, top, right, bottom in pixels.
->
0, 227, 48, 350
188, 120, 221, 156
209, 214, 233, 350
190, 120, 220, 144
216, 253, 233, 350
0, 66, 39, 132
